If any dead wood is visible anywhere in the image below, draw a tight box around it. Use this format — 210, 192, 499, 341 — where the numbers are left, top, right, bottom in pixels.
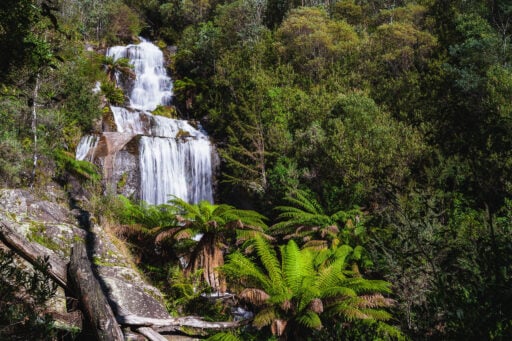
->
0, 220, 68, 288
69, 243, 124, 341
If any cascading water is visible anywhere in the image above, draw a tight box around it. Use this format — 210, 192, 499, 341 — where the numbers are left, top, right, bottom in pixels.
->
76, 135, 98, 162
76, 39, 214, 205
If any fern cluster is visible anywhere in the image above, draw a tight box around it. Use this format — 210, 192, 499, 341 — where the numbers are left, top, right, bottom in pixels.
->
222, 236, 401, 339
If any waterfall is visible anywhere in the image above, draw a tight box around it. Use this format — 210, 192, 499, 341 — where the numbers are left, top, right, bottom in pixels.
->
139, 137, 213, 205
76, 135, 98, 161
77, 39, 214, 205
107, 38, 173, 111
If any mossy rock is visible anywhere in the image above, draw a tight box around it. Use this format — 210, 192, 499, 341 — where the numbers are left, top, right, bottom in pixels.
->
176, 129, 191, 139
152, 105, 177, 119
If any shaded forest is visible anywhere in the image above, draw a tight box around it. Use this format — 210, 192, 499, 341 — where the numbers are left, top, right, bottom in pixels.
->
1, 0, 512, 339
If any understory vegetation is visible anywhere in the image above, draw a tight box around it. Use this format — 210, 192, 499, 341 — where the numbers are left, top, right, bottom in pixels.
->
1, 0, 512, 339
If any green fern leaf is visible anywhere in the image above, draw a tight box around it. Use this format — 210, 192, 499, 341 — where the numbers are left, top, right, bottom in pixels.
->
206, 332, 241, 341
296, 311, 322, 330
254, 307, 278, 329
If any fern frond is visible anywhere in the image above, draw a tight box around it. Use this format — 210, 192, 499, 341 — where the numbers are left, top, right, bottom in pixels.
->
253, 307, 278, 329
303, 239, 328, 250
222, 251, 271, 289
206, 332, 241, 341
357, 294, 394, 309
235, 229, 272, 244
173, 228, 195, 241
154, 227, 181, 243
321, 286, 357, 298
296, 311, 322, 330
281, 240, 303, 292
340, 278, 392, 295
254, 236, 284, 289
332, 244, 354, 266
285, 190, 324, 215
329, 303, 370, 321
359, 308, 392, 321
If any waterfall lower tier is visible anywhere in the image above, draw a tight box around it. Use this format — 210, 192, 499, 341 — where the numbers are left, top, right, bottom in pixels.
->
140, 137, 213, 205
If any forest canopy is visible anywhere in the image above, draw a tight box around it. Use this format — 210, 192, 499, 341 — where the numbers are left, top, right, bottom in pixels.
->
1, 0, 512, 340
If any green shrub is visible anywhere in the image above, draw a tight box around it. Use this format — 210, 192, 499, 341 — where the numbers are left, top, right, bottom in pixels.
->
100, 81, 125, 105
0, 132, 29, 186
54, 149, 100, 182
0, 249, 58, 339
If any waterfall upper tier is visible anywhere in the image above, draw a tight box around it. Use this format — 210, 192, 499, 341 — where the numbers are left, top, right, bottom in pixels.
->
76, 39, 215, 205
107, 38, 173, 112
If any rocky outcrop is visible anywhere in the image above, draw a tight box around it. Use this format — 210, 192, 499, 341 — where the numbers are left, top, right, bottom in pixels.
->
0, 188, 168, 338
93, 132, 141, 198
0, 188, 86, 260
86, 223, 171, 320
0, 188, 245, 340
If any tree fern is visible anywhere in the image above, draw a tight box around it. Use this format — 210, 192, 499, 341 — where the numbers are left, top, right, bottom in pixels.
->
161, 197, 269, 291
254, 236, 284, 290
223, 237, 397, 338
272, 189, 363, 249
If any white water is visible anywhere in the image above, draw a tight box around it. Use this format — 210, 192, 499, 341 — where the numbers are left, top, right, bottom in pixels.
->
107, 38, 173, 111
139, 137, 213, 204
76, 135, 98, 161
77, 39, 214, 205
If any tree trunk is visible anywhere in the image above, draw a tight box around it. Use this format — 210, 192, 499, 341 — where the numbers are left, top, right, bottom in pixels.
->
118, 314, 249, 330
68, 243, 124, 341
186, 233, 226, 292
30, 73, 40, 188
0, 220, 68, 288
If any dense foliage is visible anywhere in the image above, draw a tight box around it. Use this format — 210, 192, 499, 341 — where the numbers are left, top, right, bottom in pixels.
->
1, 0, 512, 339
0, 249, 58, 339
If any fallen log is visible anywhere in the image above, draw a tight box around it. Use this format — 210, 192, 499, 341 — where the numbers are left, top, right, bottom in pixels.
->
69, 243, 124, 341
0, 220, 68, 288
136, 327, 168, 341
118, 314, 250, 331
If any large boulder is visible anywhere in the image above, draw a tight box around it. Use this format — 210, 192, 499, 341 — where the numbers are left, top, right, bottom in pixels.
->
0, 188, 173, 337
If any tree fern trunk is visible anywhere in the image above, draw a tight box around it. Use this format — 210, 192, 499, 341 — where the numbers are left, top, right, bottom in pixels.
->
186, 233, 226, 292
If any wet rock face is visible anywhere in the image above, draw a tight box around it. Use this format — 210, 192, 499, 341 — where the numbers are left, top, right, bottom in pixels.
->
90, 132, 141, 199
111, 149, 139, 198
